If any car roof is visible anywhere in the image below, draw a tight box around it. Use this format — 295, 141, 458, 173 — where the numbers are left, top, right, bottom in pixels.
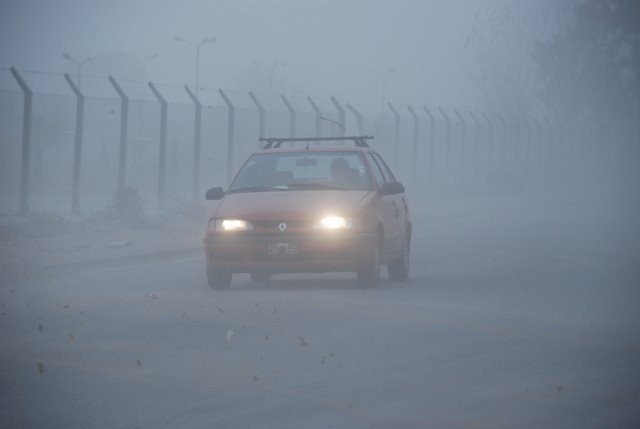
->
253, 145, 373, 155
258, 135, 373, 149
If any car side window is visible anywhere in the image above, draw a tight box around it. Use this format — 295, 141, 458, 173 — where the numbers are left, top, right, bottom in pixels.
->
372, 152, 397, 182
368, 153, 389, 184
367, 153, 385, 186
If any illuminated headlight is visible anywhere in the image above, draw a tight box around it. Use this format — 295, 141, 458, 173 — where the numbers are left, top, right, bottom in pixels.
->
209, 219, 253, 232
314, 215, 352, 230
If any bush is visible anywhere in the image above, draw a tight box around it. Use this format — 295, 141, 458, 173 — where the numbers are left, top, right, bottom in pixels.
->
111, 186, 145, 226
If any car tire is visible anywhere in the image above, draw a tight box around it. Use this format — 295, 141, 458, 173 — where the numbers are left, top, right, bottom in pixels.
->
207, 267, 232, 290
250, 272, 272, 283
357, 242, 380, 288
388, 238, 410, 281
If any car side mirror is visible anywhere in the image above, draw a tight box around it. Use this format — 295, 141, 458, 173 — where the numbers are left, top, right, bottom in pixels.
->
205, 187, 225, 200
380, 182, 405, 196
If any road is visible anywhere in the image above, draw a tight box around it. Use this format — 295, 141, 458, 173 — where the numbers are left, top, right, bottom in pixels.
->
1, 186, 639, 428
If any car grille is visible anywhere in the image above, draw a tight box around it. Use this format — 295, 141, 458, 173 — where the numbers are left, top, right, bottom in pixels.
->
251, 219, 313, 234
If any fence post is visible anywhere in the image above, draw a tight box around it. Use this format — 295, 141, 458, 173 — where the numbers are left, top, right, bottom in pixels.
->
184, 85, 202, 200
522, 116, 532, 170
10, 68, 33, 214
387, 103, 400, 168
219, 89, 235, 185
533, 117, 543, 171
249, 91, 266, 145
423, 107, 436, 175
108, 76, 129, 192
543, 117, 554, 171
148, 82, 167, 209
307, 96, 322, 138
438, 107, 451, 168
346, 103, 365, 135
482, 112, 494, 168
330, 96, 346, 137
509, 113, 521, 165
453, 108, 466, 172
468, 111, 481, 175
497, 113, 507, 164
281, 95, 296, 138
63, 74, 85, 215
407, 105, 419, 181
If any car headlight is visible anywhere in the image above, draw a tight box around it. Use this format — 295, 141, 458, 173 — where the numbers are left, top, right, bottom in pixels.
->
314, 215, 352, 230
209, 219, 253, 232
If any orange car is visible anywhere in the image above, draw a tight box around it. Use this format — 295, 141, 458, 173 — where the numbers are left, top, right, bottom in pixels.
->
203, 136, 411, 289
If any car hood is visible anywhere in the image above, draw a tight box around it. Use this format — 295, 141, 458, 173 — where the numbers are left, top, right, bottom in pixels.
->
214, 190, 372, 220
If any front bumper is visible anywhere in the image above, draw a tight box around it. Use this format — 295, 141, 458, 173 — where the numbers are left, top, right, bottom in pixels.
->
203, 231, 376, 274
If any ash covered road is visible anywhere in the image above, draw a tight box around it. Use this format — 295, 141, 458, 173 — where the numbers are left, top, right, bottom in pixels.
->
1, 186, 639, 428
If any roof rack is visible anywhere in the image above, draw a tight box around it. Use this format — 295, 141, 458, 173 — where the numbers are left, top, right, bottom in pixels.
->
258, 135, 374, 149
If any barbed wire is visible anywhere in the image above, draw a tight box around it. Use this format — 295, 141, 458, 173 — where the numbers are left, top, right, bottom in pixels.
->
0, 66, 65, 77
1, 66, 506, 119
1, 66, 350, 103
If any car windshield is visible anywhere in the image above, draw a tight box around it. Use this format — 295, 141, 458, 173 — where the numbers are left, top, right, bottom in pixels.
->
228, 151, 372, 193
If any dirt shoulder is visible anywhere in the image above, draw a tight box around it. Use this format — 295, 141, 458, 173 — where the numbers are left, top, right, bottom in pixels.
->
0, 210, 205, 284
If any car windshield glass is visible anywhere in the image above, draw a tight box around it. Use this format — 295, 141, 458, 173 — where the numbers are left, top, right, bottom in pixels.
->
228, 151, 372, 192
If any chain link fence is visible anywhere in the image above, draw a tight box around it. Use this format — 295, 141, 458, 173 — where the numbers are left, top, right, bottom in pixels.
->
1, 68, 638, 216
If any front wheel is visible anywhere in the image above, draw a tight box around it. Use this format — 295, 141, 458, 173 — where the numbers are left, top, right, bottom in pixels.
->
207, 267, 232, 290
388, 238, 410, 281
357, 243, 380, 288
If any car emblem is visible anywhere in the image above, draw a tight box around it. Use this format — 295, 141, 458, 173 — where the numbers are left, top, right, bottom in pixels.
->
278, 223, 287, 232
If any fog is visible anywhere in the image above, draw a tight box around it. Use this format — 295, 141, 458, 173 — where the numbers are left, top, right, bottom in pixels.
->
1, 0, 561, 109
1, 1, 639, 428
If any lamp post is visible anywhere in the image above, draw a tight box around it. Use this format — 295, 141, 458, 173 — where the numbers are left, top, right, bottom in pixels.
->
381, 67, 396, 115
173, 35, 216, 100
367, 67, 397, 116
253, 62, 286, 112
62, 53, 96, 89
252, 61, 286, 134
268, 62, 286, 117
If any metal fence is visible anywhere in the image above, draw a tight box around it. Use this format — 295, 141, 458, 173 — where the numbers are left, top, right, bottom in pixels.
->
1, 67, 638, 216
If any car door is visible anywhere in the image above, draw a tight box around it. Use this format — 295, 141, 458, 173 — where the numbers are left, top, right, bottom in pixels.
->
367, 152, 403, 258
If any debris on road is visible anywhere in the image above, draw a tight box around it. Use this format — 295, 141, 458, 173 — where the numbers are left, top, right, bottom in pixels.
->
107, 240, 132, 248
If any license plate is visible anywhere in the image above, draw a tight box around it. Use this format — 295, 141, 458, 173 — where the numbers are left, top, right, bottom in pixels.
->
267, 242, 299, 257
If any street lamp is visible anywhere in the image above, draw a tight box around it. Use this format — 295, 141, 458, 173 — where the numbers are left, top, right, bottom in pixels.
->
381, 67, 397, 115
62, 52, 96, 89
173, 35, 216, 100
253, 61, 286, 132
268, 62, 286, 117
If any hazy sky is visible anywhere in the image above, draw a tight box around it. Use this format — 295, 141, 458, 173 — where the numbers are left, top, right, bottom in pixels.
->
1, 0, 525, 113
